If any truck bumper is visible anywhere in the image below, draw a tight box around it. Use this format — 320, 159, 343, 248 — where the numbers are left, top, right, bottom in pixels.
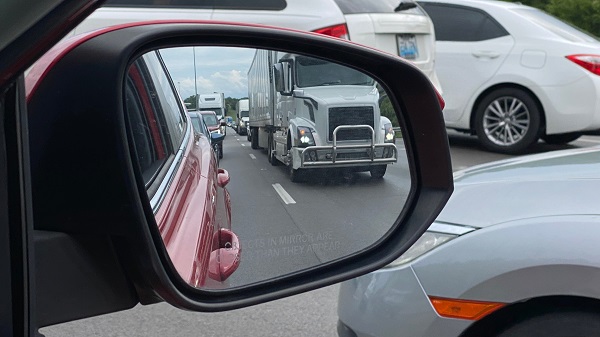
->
296, 125, 398, 169
297, 143, 397, 169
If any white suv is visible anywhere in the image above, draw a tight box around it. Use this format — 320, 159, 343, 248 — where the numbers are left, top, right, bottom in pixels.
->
70, 0, 441, 92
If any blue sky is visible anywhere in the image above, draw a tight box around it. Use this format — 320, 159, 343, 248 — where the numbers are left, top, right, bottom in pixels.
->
160, 46, 256, 100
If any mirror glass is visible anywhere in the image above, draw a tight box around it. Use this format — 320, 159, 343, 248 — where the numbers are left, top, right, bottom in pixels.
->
124, 46, 411, 290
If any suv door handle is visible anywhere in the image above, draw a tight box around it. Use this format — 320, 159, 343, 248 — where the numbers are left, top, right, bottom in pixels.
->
472, 51, 501, 59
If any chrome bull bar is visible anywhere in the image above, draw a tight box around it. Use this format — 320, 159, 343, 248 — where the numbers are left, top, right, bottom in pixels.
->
299, 125, 397, 168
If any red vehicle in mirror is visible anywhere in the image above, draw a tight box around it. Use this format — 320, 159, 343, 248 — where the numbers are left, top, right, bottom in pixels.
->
26, 34, 239, 290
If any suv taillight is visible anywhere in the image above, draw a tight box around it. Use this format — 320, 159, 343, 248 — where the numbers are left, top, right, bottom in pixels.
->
566, 54, 600, 76
313, 24, 349, 40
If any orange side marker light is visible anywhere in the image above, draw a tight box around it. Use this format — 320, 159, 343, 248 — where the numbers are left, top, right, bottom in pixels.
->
429, 296, 505, 321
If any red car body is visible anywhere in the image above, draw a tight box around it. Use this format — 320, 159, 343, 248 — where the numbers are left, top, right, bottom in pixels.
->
25, 24, 239, 289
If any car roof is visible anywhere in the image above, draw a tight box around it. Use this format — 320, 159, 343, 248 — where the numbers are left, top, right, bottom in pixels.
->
199, 110, 217, 115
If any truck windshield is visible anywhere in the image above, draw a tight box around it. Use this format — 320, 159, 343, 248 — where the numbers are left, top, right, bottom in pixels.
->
241, 111, 249, 118
295, 56, 375, 88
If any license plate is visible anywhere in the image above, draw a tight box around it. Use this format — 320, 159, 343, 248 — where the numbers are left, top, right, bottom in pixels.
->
398, 34, 418, 60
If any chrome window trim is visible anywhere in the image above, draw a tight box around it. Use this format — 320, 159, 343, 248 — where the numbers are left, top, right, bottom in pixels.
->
150, 122, 191, 213
428, 222, 476, 236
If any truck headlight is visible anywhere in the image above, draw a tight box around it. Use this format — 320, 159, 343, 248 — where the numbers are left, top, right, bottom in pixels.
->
384, 123, 395, 143
383, 223, 476, 268
297, 126, 315, 148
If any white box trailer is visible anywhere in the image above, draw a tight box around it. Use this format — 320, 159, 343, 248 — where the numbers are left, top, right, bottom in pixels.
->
198, 92, 225, 120
235, 98, 249, 135
248, 49, 397, 182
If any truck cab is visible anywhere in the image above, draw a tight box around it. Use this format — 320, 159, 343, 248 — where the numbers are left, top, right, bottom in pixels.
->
236, 99, 250, 135
248, 51, 397, 181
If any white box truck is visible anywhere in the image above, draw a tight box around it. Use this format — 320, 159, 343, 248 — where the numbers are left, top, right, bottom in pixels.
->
235, 99, 249, 135
198, 92, 226, 135
247, 49, 397, 182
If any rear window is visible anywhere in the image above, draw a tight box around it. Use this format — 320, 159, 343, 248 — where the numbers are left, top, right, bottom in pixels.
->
104, 0, 286, 10
334, 0, 425, 15
512, 8, 598, 43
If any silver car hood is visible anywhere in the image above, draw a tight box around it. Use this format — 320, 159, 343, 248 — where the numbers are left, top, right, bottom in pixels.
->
437, 146, 600, 228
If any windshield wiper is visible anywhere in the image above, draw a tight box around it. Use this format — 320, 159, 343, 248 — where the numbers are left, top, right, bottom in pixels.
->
395, 1, 417, 12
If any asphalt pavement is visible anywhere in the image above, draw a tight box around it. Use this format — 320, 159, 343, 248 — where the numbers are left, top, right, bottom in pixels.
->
40, 129, 600, 337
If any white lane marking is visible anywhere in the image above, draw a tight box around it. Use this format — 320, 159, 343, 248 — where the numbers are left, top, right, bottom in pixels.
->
272, 183, 296, 204
249, 154, 257, 160
236, 138, 240, 141
578, 137, 600, 144
241, 143, 246, 147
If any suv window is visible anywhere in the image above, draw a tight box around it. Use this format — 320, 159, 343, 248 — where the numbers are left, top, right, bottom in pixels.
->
334, 0, 425, 15
142, 52, 187, 151
125, 58, 171, 186
418, 3, 509, 41
124, 51, 189, 196
104, 0, 287, 10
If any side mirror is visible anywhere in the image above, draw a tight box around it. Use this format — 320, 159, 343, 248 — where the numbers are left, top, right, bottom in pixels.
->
26, 22, 452, 319
211, 132, 225, 144
272, 61, 293, 96
217, 168, 230, 188
220, 120, 227, 126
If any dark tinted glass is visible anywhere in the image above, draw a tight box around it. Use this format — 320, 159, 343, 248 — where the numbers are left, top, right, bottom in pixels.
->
419, 3, 508, 41
125, 60, 171, 186
334, 0, 424, 14
143, 52, 187, 150
104, 0, 286, 10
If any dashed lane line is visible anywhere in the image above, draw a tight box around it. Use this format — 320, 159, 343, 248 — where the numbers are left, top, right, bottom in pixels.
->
249, 154, 257, 160
272, 183, 296, 205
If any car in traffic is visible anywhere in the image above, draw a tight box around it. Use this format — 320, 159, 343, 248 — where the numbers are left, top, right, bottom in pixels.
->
200, 110, 225, 159
225, 116, 234, 127
67, 0, 442, 93
189, 110, 225, 165
338, 145, 600, 337
417, 0, 600, 154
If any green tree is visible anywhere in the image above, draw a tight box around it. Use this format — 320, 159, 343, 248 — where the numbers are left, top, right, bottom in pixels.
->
546, 0, 600, 37
503, 0, 600, 37
184, 94, 198, 110
379, 95, 399, 127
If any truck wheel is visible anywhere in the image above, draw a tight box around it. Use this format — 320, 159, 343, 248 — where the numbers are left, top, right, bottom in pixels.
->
474, 88, 541, 154
370, 165, 387, 179
268, 134, 280, 166
288, 154, 302, 183
251, 127, 259, 149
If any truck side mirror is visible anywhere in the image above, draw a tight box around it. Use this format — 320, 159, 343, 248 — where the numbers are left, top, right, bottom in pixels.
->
273, 62, 293, 96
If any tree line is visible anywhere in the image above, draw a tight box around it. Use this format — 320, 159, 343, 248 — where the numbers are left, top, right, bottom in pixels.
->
504, 0, 600, 37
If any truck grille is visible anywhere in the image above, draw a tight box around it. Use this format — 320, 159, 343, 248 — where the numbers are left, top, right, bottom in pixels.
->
328, 107, 374, 141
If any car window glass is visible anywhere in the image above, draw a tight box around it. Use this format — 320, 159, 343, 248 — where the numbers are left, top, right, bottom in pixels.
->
513, 8, 598, 43
103, 0, 287, 10
142, 51, 187, 150
419, 3, 508, 41
125, 61, 171, 186
202, 114, 219, 126
334, 0, 425, 15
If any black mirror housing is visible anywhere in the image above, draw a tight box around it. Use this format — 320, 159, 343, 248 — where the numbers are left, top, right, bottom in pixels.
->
211, 133, 225, 144
25, 22, 452, 321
